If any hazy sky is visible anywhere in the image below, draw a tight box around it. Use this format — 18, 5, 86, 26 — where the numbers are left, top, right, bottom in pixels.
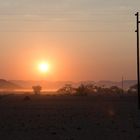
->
0, 0, 140, 81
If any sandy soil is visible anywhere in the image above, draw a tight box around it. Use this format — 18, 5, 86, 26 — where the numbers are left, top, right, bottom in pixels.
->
0, 94, 140, 140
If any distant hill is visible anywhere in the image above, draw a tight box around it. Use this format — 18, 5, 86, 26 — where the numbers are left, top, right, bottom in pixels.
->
10, 80, 76, 90
10, 80, 136, 90
97, 80, 137, 89
0, 79, 21, 90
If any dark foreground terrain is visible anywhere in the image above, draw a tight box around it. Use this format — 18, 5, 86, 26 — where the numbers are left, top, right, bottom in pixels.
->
0, 94, 140, 140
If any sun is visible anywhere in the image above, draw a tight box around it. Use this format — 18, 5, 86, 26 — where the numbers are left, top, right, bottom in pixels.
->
38, 62, 49, 73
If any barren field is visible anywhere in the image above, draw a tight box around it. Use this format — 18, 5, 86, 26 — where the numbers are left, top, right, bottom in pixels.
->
0, 94, 140, 140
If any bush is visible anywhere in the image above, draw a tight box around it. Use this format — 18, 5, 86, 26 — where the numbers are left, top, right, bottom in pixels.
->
75, 84, 90, 96
57, 84, 75, 95
23, 96, 31, 101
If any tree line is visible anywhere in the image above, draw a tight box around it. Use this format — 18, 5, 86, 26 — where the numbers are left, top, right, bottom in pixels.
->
32, 84, 138, 96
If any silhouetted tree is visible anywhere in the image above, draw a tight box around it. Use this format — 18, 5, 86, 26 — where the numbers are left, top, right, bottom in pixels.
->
128, 84, 137, 93
75, 84, 93, 96
94, 86, 103, 93
57, 84, 75, 95
94, 85, 123, 95
110, 86, 122, 94
32, 85, 42, 95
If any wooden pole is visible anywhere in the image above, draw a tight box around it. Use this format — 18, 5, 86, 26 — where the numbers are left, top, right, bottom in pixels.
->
135, 12, 140, 109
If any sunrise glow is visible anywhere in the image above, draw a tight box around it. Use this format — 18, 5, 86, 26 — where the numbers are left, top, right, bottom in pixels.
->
38, 62, 49, 73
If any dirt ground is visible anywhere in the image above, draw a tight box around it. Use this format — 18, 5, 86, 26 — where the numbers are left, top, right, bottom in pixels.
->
0, 94, 140, 140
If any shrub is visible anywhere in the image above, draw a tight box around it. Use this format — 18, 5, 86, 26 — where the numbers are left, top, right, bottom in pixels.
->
75, 84, 90, 96
57, 84, 75, 95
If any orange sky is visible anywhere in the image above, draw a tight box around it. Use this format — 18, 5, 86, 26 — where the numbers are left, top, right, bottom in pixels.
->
0, 0, 140, 81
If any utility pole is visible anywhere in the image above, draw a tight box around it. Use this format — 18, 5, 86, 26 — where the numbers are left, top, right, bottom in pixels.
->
135, 12, 140, 109
122, 76, 124, 94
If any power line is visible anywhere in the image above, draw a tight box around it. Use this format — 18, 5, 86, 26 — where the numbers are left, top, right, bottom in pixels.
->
0, 19, 133, 22
0, 12, 132, 16
0, 13, 131, 15
0, 30, 134, 33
